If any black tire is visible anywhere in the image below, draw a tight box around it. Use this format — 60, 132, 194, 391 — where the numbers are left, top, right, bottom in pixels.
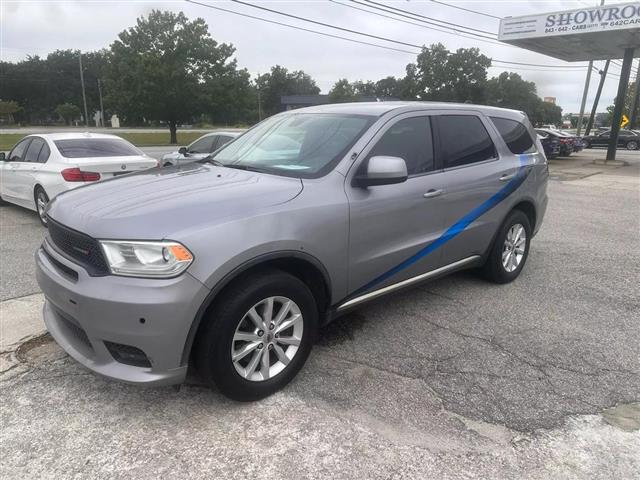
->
482, 210, 531, 284
584, 140, 592, 149
163, 161, 173, 167
194, 269, 318, 401
625, 140, 639, 151
34, 187, 49, 227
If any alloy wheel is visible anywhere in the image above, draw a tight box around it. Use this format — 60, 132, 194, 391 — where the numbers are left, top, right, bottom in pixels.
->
626, 140, 638, 150
36, 191, 48, 224
502, 223, 526, 273
231, 296, 303, 382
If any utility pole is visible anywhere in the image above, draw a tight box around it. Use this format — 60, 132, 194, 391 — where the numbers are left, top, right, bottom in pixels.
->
97, 79, 105, 128
257, 89, 262, 121
576, 62, 593, 136
629, 59, 640, 130
78, 52, 89, 127
606, 47, 635, 162
585, 60, 610, 136
577, 0, 605, 136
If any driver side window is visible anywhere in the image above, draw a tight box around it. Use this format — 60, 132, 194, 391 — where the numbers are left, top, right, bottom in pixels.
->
368, 116, 434, 176
8, 139, 31, 162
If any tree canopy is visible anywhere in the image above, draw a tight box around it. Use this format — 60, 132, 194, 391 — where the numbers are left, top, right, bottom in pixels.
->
255, 65, 320, 117
106, 10, 240, 143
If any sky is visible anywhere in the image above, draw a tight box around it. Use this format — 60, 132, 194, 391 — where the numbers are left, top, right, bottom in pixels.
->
1, 0, 638, 113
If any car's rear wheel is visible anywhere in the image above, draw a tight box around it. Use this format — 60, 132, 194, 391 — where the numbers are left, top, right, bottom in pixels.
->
34, 187, 49, 227
482, 210, 531, 284
626, 140, 639, 150
194, 270, 318, 401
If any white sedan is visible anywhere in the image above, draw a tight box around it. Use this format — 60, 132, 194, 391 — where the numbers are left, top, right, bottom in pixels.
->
161, 131, 242, 166
0, 133, 158, 226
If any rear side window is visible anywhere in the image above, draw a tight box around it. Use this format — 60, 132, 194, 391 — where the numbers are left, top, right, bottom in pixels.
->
368, 116, 434, 176
216, 135, 234, 149
38, 142, 51, 163
54, 138, 140, 158
24, 138, 45, 163
491, 117, 536, 154
439, 115, 496, 168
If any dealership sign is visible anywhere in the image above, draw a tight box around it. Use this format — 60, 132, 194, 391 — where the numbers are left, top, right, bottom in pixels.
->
498, 2, 640, 61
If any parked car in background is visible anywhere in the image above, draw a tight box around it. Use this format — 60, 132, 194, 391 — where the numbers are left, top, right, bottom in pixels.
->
536, 129, 573, 156
583, 129, 640, 150
558, 131, 584, 153
161, 131, 242, 166
36, 102, 548, 400
0, 133, 158, 225
538, 133, 561, 159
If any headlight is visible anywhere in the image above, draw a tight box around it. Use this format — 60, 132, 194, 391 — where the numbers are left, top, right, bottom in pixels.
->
99, 240, 193, 278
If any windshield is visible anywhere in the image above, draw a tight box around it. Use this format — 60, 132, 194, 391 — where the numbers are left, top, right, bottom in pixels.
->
55, 138, 142, 158
211, 113, 374, 177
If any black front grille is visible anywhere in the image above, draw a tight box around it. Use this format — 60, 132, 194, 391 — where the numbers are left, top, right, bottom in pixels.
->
47, 218, 109, 275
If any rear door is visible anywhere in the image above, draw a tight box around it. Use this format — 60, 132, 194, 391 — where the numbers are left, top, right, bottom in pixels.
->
19, 137, 47, 202
346, 113, 447, 296
435, 113, 523, 266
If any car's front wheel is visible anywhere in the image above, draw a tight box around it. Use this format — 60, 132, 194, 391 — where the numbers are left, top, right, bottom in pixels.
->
481, 210, 531, 284
194, 270, 318, 401
34, 187, 49, 227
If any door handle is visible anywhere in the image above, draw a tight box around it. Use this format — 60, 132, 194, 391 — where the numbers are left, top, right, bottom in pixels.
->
423, 189, 443, 199
499, 173, 516, 182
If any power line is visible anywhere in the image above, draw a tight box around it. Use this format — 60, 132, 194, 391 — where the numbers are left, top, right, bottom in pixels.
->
330, 0, 504, 47
359, 0, 496, 38
224, 0, 588, 70
423, 0, 501, 20
184, 0, 419, 55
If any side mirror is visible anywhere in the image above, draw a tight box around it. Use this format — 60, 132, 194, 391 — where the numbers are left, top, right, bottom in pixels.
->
0, 152, 5, 161
353, 156, 408, 188
178, 146, 188, 155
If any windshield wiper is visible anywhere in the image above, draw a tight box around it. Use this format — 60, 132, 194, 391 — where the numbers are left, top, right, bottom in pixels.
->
223, 164, 271, 173
199, 156, 226, 167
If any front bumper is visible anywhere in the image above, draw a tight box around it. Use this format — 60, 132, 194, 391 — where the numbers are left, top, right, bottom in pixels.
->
35, 239, 210, 386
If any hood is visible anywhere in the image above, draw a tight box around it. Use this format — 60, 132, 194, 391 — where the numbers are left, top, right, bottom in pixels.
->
47, 163, 303, 239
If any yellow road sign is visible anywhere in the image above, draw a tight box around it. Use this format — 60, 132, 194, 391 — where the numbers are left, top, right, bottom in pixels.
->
621, 115, 629, 128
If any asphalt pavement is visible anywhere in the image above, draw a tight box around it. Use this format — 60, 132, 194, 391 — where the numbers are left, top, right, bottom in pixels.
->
0, 150, 638, 478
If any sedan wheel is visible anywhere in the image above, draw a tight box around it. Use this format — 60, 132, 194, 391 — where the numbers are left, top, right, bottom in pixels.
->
35, 188, 49, 227
626, 140, 639, 150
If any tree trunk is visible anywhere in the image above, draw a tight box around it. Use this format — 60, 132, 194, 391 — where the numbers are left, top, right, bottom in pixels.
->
169, 121, 177, 145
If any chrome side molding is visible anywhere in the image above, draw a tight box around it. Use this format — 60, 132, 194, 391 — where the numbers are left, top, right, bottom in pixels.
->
337, 255, 481, 311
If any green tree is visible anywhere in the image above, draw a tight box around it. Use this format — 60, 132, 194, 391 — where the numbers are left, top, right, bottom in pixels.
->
328, 79, 356, 103
106, 10, 236, 143
408, 43, 491, 103
255, 65, 320, 116
55, 103, 81, 125
0, 100, 21, 123
605, 81, 637, 127
374, 76, 403, 98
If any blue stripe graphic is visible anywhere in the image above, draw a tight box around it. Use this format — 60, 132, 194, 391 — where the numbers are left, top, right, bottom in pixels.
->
355, 155, 531, 295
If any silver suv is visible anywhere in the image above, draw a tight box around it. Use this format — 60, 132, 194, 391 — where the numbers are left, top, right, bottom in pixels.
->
36, 102, 548, 400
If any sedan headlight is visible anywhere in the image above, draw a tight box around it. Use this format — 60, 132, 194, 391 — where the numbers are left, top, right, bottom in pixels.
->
100, 240, 193, 278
